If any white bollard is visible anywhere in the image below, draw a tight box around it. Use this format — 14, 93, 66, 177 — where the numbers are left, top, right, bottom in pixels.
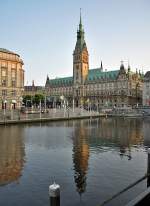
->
49, 182, 60, 206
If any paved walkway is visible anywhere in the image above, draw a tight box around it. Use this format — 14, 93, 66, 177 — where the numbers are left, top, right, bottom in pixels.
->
0, 108, 103, 125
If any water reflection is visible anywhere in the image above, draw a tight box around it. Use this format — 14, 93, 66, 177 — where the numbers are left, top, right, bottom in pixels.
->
72, 118, 144, 195
143, 119, 150, 147
88, 118, 144, 158
0, 118, 149, 206
72, 120, 89, 195
0, 126, 25, 186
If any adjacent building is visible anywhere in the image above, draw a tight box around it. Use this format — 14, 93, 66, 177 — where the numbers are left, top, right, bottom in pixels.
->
0, 48, 24, 109
143, 71, 150, 106
24, 80, 45, 96
45, 14, 143, 108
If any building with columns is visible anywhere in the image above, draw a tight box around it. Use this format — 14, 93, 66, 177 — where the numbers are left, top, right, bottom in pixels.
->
45, 14, 143, 108
0, 48, 24, 109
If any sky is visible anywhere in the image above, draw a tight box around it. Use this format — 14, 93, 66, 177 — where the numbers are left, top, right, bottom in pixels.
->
0, 0, 150, 85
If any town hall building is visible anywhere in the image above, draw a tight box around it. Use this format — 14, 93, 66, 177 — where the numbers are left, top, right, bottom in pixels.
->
45, 14, 143, 108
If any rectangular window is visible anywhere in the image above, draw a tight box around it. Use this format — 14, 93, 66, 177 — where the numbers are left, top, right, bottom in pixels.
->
2, 90, 7, 96
2, 79, 7, 86
11, 69, 16, 87
12, 90, 16, 96
1, 62, 6, 67
12, 80, 16, 87
2, 70, 6, 76
11, 71, 16, 78
12, 64, 15, 69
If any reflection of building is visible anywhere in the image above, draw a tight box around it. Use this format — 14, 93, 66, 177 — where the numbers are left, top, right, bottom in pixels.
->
24, 80, 45, 96
71, 118, 144, 196
143, 119, 150, 147
0, 48, 24, 109
143, 71, 150, 106
0, 127, 25, 185
45, 13, 143, 107
72, 121, 89, 194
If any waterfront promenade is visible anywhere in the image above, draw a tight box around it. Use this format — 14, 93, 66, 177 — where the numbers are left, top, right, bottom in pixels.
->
0, 107, 101, 125
0, 106, 150, 125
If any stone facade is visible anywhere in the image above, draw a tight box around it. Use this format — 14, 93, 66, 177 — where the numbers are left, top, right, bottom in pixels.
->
0, 48, 24, 109
45, 15, 143, 108
143, 71, 150, 106
24, 81, 45, 96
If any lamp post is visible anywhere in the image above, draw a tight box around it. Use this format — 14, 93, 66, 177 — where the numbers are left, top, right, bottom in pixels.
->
97, 100, 99, 113
26, 99, 31, 120
73, 98, 74, 113
31, 96, 33, 113
3, 99, 7, 121
64, 99, 66, 117
54, 97, 57, 113
90, 101, 91, 116
60, 95, 64, 109
18, 97, 23, 120
11, 102, 14, 120
80, 98, 83, 116
60, 95, 65, 117
45, 94, 47, 113
67, 100, 69, 118
39, 99, 42, 119
87, 98, 89, 113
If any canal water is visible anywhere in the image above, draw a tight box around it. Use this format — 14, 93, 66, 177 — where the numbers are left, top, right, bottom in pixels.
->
0, 118, 150, 206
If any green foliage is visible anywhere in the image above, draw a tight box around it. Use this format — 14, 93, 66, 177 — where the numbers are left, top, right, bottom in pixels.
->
33, 94, 44, 105
22, 95, 32, 105
23, 94, 44, 106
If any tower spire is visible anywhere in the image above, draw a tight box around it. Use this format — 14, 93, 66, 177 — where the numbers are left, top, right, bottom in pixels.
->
75, 9, 86, 50
80, 8, 82, 24
79, 8, 83, 31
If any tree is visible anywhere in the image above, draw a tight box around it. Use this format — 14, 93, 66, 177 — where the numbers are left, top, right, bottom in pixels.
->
32, 94, 44, 106
22, 95, 32, 107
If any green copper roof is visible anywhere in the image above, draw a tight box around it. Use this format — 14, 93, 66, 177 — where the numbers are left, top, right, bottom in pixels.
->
48, 68, 119, 86
49, 76, 73, 87
86, 68, 119, 82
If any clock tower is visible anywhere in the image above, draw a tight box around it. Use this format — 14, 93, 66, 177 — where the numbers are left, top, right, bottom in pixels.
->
73, 11, 89, 86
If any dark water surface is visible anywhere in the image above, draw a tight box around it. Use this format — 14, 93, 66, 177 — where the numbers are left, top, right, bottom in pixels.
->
0, 118, 150, 206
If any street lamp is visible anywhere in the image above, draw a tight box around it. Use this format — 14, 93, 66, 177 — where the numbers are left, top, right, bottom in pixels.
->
39, 99, 42, 119
60, 95, 64, 109
80, 98, 83, 116
44, 94, 47, 113
97, 100, 99, 113
63, 99, 66, 117
73, 98, 75, 113
3, 99, 7, 121
18, 97, 23, 120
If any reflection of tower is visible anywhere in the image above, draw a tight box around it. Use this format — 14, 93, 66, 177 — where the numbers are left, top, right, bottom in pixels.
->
0, 126, 25, 186
72, 121, 89, 195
